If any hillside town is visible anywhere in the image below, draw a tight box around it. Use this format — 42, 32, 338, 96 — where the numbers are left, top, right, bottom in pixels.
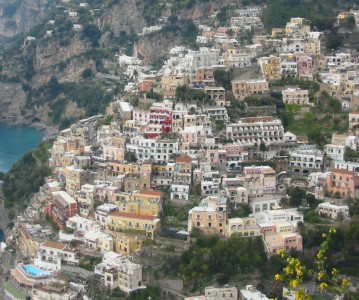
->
1, 3, 359, 300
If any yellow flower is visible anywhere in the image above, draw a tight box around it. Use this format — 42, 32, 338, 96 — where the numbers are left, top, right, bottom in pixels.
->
277, 249, 285, 258
331, 268, 338, 275
322, 233, 327, 238
317, 272, 324, 281
275, 274, 282, 281
342, 278, 349, 288
319, 282, 328, 291
329, 228, 336, 234
290, 279, 299, 289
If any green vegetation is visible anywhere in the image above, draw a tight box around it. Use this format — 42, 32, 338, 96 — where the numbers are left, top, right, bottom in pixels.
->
163, 235, 267, 289
176, 85, 211, 103
344, 147, 359, 162
79, 255, 102, 271
1, 139, 53, 210
213, 70, 232, 91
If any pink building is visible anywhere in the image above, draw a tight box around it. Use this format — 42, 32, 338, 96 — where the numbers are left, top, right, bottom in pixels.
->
264, 233, 303, 253
296, 54, 313, 79
94, 185, 121, 202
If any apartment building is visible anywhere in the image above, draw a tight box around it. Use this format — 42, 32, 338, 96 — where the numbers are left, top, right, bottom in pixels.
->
107, 212, 161, 239
240, 285, 270, 300
349, 112, 359, 134
232, 79, 270, 100
161, 73, 190, 98
226, 116, 284, 146
174, 157, 193, 185
240, 165, 277, 197
95, 203, 118, 227
127, 137, 179, 163
94, 251, 144, 293
32, 283, 76, 300
258, 56, 281, 80
296, 54, 313, 80
280, 54, 298, 78
326, 169, 359, 199
249, 196, 281, 213
289, 145, 323, 175
63, 166, 87, 194
304, 38, 321, 55
46, 191, 78, 229
183, 113, 212, 128
112, 232, 146, 256
188, 197, 228, 235
84, 230, 113, 253
202, 106, 229, 122
282, 88, 310, 105
317, 202, 350, 220
224, 48, 251, 68
204, 86, 227, 106
281, 37, 304, 54
103, 145, 125, 162
34, 241, 79, 271
144, 102, 173, 138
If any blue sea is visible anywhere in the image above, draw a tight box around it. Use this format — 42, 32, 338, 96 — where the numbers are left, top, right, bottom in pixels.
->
0, 124, 43, 173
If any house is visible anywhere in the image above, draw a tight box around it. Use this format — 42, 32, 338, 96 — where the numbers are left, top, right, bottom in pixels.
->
34, 241, 79, 271
317, 202, 350, 221
282, 88, 310, 106
240, 285, 270, 300
257, 56, 281, 81
326, 169, 359, 199
263, 232, 303, 253
94, 251, 145, 293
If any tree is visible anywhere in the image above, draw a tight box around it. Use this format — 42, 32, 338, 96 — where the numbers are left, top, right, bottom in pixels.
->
82, 68, 93, 79
275, 228, 353, 300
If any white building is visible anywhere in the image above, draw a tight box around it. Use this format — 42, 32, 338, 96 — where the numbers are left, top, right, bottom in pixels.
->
94, 251, 144, 293
240, 285, 270, 300
34, 241, 79, 271
226, 116, 284, 146
170, 183, 190, 201
324, 144, 345, 162
249, 196, 281, 213
289, 145, 323, 175
317, 202, 350, 221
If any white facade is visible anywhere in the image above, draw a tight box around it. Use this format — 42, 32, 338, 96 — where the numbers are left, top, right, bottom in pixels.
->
324, 144, 345, 162
289, 145, 323, 175
170, 183, 190, 201
317, 202, 350, 220
94, 251, 144, 293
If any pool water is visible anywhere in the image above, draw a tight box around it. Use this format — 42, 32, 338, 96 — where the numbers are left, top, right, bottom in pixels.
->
22, 265, 50, 276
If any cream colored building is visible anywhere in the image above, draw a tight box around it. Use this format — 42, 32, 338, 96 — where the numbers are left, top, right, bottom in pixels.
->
282, 88, 310, 105
232, 79, 270, 100
227, 217, 260, 237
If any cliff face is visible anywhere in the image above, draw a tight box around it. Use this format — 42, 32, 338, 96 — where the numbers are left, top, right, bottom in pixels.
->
0, 0, 223, 126
0, 0, 50, 41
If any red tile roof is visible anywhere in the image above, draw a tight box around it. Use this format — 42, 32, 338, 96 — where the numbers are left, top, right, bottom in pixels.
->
139, 190, 162, 196
332, 169, 355, 176
176, 157, 192, 163
42, 240, 66, 250
110, 211, 155, 220
350, 112, 359, 115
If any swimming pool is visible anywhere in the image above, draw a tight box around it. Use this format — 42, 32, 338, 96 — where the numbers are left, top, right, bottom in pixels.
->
22, 265, 50, 277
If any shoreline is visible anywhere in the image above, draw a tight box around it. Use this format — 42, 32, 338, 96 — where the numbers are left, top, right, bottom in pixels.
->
0, 121, 58, 141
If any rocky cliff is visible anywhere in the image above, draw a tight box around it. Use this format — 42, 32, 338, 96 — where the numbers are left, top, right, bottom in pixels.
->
0, 0, 52, 44
0, 0, 224, 127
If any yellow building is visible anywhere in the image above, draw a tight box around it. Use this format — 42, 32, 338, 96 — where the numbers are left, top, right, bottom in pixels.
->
160, 74, 190, 98
107, 212, 161, 239
109, 162, 139, 175
63, 166, 87, 194
111, 232, 146, 256
112, 190, 162, 217
227, 217, 260, 237
232, 79, 270, 100
304, 39, 321, 55
258, 56, 281, 81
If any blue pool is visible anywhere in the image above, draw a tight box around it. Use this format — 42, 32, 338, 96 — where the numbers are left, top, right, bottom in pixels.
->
22, 265, 50, 277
